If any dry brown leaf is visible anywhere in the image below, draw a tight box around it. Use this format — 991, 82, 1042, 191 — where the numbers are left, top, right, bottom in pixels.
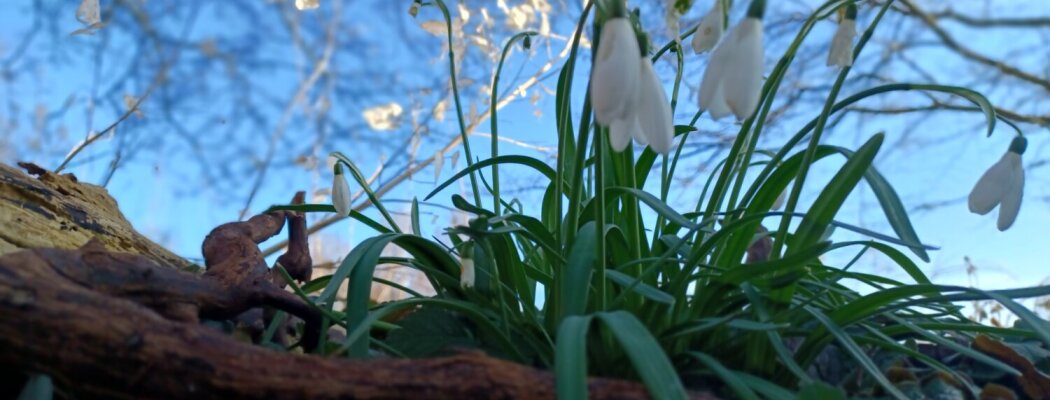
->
973, 334, 1050, 399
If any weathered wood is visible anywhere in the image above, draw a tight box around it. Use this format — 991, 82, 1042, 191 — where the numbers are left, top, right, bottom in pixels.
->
0, 162, 188, 270
0, 244, 710, 399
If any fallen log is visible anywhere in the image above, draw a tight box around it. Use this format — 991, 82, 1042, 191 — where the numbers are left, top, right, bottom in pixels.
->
0, 243, 707, 399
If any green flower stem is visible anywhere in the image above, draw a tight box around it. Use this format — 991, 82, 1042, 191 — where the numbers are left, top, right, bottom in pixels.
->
547, 1, 593, 332
622, 141, 644, 285
491, 31, 538, 216
433, 0, 482, 207
595, 125, 608, 311
771, 1, 894, 259
562, 1, 596, 251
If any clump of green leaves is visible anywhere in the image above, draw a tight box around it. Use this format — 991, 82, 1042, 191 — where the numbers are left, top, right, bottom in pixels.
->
272, 0, 1048, 399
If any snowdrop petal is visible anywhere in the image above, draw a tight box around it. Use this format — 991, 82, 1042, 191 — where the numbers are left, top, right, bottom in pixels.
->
610, 116, 638, 152
698, 42, 732, 119
723, 18, 764, 121
827, 19, 856, 67
996, 154, 1024, 231
967, 152, 1015, 215
691, 2, 724, 53
590, 18, 641, 125
637, 58, 674, 154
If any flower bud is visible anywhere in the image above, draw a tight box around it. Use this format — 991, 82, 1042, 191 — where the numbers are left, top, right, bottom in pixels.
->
331, 164, 352, 216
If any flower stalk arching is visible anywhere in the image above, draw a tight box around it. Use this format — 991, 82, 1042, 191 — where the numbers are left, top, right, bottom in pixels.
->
430, 0, 483, 207
490, 31, 538, 216
738, 83, 1018, 211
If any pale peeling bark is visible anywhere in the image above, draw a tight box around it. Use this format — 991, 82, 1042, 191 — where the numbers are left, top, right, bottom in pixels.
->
0, 162, 190, 270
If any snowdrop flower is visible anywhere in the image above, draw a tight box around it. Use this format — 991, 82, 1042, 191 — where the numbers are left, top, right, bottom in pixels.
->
460, 254, 475, 288
692, 0, 725, 54
589, 14, 641, 126
968, 136, 1026, 231
331, 164, 352, 216
827, 3, 857, 68
698, 0, 765, 121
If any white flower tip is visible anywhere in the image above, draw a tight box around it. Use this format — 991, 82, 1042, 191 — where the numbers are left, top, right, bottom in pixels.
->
459, 257, 475, 288
609, 118, 634, 152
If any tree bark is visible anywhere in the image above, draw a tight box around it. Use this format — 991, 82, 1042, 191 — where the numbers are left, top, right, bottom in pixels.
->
0, 244, 712, 399
0, 162, 188, 270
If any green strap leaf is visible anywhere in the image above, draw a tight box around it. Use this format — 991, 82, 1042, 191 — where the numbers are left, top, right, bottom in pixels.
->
425, 155, 557, 201
789, 133, 883, 253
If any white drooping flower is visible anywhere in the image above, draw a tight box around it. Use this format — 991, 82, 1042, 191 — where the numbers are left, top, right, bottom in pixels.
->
968, 136, 1027, 231
459, 255, 475, 288
698, 0, 765, 121
331, 164, 352, 217
692, 1, 725, 54
607, 57, 675, 154
827, 4, 857, 68
589, 18, 641, 126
